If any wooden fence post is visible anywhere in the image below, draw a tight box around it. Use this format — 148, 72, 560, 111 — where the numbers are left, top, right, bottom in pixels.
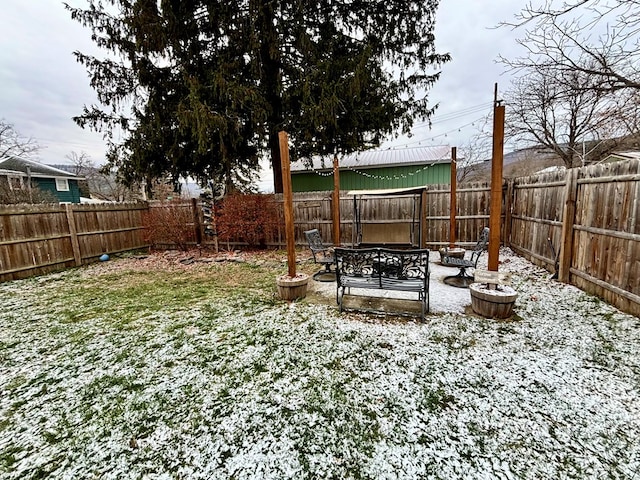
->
332, 155, 341, 245
65, 204, 82, 266
449, 147, 457, 248
488, 101, 505, 272
421, 189, 427, 248
559, 168, 579, 283
504, 179, 514, 247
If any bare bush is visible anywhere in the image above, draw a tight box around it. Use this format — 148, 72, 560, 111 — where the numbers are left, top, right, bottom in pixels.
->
142, 200, 195, 251
0, 180, 58, 204
217, 194, 280, 249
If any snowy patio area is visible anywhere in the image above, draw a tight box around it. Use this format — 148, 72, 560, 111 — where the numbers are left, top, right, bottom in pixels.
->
307, 250, 496, 315
0, 248, 638, 479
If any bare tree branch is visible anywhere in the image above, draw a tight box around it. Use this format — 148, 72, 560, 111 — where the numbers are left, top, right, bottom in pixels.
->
505, 67, 624, 168
0, 119, 40, 159
499, 1, 640, 94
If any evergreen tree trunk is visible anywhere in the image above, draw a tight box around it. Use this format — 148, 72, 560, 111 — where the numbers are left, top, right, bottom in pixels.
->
257, 0, 283, 193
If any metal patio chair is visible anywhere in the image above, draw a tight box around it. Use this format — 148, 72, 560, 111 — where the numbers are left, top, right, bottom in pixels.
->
443, 227, 489, 288
304, 229, 336, 282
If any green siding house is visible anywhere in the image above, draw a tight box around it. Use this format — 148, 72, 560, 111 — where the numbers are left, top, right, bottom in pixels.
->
0, 157, 83, 203
290, 145, 453, 192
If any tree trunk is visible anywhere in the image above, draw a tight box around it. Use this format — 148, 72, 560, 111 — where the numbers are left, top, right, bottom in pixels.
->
269, 129, 283, 194
258, 0, 284, 194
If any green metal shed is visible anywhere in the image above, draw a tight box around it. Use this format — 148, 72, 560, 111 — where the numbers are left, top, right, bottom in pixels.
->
291, 145, 452, 192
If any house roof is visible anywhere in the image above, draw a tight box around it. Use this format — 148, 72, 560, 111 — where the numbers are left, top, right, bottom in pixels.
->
607, 151, 640, 161
290, 145, 453, 172
0, 156, 81, 179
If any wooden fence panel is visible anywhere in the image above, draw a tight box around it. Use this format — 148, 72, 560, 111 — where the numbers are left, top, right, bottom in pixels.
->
425, 183, 490, 247
0, 204, 74, 281
290, 192, 334, 244
570, 159, 640, 316
458, 183, 491, 245
0, 203, 148, 282
509, 170, 566, 270
74, 203, 148, 259
425, 185, 449, 246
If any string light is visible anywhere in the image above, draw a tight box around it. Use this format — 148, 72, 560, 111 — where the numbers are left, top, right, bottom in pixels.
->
343, 161, 441, 181
307, 157, 442, 180
410, 102, 493, 128
301, 109, 489, 180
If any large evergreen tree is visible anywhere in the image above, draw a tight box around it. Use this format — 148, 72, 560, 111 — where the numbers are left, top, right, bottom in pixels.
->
66, 0, 449, 193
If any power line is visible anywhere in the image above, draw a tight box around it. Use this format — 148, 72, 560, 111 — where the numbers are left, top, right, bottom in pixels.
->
411, 102, 493, 128
386, 115, 488, 149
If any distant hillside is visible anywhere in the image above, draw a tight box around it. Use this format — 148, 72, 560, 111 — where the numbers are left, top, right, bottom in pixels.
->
463, 133, 640, 182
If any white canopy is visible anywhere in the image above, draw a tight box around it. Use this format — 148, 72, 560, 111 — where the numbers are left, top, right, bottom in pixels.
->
346, 186, 427, 196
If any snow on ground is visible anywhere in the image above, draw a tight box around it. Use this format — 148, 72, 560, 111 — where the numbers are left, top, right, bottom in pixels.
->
0, 248, 638, 479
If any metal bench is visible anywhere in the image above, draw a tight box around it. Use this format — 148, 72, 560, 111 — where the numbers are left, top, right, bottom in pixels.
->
304, 229, 336, 282
442, 227, 489, 288
334, 247, 430, 320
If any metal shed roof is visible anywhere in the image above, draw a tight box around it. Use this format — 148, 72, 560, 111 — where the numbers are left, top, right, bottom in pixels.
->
291, 145, 452, 172
0, 156, 81, 179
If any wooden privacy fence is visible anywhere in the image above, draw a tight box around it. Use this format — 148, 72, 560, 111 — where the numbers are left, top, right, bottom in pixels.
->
508, 159, 640, 317
275, 185, 494, 248
0, 159, 638, 315
0, 203, 148, 282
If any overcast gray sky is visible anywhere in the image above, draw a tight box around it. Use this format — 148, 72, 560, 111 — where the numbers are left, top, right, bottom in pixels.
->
0, 0, 524, 189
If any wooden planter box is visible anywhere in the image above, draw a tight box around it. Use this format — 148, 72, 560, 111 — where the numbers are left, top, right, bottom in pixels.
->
469, 283, 518, 319
276, 274, 309, 301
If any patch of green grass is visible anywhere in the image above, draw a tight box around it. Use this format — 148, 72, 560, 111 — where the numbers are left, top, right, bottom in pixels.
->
0, 445, 24, 470
423, 386, 456, 412
4, 375, 27, 391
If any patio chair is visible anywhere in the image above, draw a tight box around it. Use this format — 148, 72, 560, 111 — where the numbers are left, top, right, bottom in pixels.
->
443, 227, 489, 288
304, 229, 336, 282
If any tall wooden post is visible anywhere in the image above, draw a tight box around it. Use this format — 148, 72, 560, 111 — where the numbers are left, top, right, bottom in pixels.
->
279, 131, 296, 278
449, 147, 457, 248
332, 154, 341, 246
488, 86, 505, 272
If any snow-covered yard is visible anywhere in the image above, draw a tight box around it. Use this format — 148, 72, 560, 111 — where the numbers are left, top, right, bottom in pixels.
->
0, 248, 638, 479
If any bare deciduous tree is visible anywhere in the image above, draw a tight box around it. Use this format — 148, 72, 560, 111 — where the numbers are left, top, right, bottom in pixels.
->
0, 119, 40, 159
457, 118, 493, 183
501, 1, 640, 94
65, 150, 141, 202
505, 67, 619, 168
65, 151, 93, 176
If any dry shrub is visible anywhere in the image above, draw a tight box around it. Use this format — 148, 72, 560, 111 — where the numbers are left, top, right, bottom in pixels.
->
143, 200, 195, 251
0, 181, 59, 204
217, 194, 280, 248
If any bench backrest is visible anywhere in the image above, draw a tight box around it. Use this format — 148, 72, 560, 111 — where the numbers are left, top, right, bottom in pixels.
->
334, 247, 430, 288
